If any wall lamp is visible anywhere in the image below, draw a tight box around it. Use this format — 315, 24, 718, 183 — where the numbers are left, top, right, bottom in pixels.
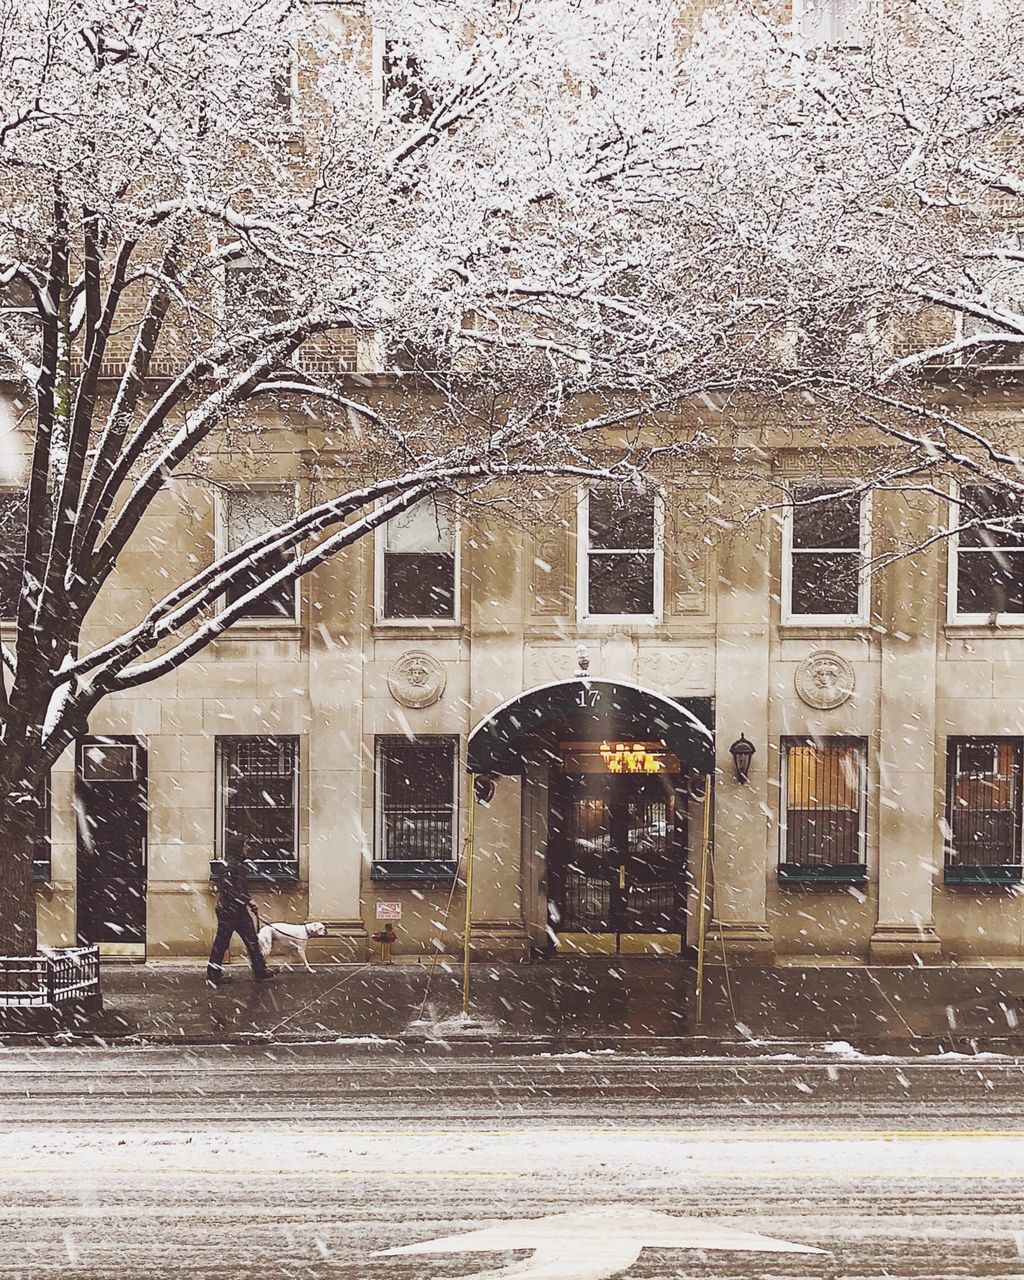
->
729, 735, 756, 785
473, 773, 497, 806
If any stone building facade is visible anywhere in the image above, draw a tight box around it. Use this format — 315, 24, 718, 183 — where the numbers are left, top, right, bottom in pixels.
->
21, 383, 1024, 970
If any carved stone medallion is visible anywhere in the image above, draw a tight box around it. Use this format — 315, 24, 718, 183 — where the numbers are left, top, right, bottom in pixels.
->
795, 650, 855, 710
387, 651, 446, 709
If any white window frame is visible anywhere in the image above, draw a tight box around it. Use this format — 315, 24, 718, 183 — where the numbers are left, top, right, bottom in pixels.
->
947, 480, 1024, 625
782, 482, 871, 626
215, 735, 300, 866
373, 734, 460, 866
215, 482, 301, 628
792, 0, 872, 49
779, 736, 868, 869
373, 496, 461, 625
576, 486, 664, 624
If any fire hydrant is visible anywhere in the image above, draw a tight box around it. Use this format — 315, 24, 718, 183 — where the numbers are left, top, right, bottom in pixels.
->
371, 924, 397, 964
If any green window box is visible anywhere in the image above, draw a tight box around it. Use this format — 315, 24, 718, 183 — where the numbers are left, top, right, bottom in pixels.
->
944, 864, 1023, 886
370, 860, 458, 883
209, 858, 299, 884
778, 863, 868, 885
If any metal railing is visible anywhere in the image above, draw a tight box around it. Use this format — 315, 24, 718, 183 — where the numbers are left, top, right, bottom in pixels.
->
0, 946, 100, 1008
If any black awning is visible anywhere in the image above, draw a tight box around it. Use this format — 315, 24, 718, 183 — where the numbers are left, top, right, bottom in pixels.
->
467, 679, 714, 775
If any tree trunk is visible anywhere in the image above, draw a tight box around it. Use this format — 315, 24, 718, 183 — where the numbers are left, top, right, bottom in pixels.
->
0, 782, 39, 956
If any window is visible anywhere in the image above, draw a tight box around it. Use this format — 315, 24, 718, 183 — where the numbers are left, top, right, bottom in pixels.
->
780, 738, 867, 882
796, 0, 870, 48
784, 483, 868, 622
379, 497, 456, 620
221, 486, 298, 621
953, 484, 1024, 618
217, 736, 299, 876
223, 257, 292, 329
946, 738, 1023, 882
580, 488, 661, 619
374, 736, 458, 878
959, 284, 1024, 368
0, 490, 26, 619
382, 40, 433, 123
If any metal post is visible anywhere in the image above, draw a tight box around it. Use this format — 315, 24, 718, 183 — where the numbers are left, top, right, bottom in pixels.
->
461, 790, 476, 1018
694, 773, 713, 1026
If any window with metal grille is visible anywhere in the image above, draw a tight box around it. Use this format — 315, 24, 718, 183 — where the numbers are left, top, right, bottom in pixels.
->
954, 485, 1024, 617
946, 738, 1022, 870
786, 484, 867, 621
582, 488, 660, 618
380, 498, 456, 619
221, 486, 298, 621
781, 738, 866, 871
217, 736, 299, 865
375, 736, 458, 865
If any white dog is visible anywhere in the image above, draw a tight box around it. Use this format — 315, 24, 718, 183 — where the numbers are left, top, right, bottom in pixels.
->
257, 920, 328, 973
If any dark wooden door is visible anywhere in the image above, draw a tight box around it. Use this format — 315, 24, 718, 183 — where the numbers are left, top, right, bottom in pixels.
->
76, 737, 148, 948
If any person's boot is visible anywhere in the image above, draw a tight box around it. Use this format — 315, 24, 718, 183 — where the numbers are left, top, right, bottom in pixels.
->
206, 969, 231, 989
254, 968, 276, 981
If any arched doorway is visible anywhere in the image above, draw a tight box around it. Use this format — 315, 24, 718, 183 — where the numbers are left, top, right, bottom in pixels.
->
467, 679, 714, 955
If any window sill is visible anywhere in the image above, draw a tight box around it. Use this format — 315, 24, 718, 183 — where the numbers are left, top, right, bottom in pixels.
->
944, 865, 1023, 887
209, 859, 300, 884
944, 619, 1024, 637
371, 621, 463, 640
218, 621, 303, 642
778, 863, 868, 885
370, 860, 458, 883
778, 622, 873, 639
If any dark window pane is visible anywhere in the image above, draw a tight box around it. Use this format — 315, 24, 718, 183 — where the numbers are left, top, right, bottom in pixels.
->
226, 560, 296, 618
221, 736, 298, 861
382, 45, 434, 123
784, 739, 864, 866
588, 492, 655, 550
791, 487, 861, 549
0, 491, 27, 618
790, 550, 860, 615
378, 737, 456, 861
959, 485, 1024, 548
957, 549, 1024, 614
588, 552, 655, 615
384, 551, 455, 618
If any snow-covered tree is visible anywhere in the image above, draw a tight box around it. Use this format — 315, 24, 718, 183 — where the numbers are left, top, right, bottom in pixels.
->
0, 0, 809, 954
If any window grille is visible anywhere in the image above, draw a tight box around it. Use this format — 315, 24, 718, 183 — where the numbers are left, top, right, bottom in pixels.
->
218, 736, 299, 864
786, 484, 865, 619
222, 486, 298, 621
782, 738, 866, 868
946, 738, 1022, 869
955, 485, 1024, 616
584, 489, 658, 617
381, 498, 456, 619
376, 736, 458, 864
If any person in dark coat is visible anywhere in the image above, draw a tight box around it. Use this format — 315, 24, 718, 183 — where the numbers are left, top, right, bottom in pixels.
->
206, 840, 274, 988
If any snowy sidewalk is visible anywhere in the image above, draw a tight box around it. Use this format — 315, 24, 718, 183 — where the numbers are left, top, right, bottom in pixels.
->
20, 956, 1024, 1049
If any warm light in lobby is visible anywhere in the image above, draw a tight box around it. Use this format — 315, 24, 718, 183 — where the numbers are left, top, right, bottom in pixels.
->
598, 741, 666, 774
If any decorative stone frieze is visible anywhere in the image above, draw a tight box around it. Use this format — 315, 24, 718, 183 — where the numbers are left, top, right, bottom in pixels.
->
387, 651, 446, 709
794, 650, 855, 709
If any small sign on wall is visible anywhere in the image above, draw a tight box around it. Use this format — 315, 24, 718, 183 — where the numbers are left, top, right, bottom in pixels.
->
376, 901, 402, 921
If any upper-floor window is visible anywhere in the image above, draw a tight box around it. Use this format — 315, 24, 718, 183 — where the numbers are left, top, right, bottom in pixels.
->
381, 39, 433, 123
579, 488, 662, 620
216, 735, 299, 874
784, 483, 868, 623
780, 737, 867, 880
221, 485, 298, 622
953, 484, 1024, 619
0, 489, 26, 620
796, 0, 870, 48
378, 497, 457, 620
223, 256, 291, 329
945, 738, 1022, 880
373, 735, 459, 876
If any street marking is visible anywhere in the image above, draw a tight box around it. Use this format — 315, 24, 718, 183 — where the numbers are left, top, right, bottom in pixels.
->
377, 1207, 824, 1280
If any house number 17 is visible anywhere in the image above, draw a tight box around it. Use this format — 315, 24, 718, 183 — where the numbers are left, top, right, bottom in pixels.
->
575, 688, 600, 708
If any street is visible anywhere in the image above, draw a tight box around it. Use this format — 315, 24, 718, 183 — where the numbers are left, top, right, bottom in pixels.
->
1, 1046, 1024, 1278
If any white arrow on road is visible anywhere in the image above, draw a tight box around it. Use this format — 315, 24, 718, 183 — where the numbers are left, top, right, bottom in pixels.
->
377, 1206, 824, 1279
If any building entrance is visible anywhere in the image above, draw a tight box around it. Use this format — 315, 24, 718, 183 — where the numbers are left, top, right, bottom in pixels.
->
548, 741, 688, 954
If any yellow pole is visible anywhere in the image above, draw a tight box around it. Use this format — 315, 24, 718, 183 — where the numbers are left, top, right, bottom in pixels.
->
694, 773, 713, 1026
462, 790, 476, 1017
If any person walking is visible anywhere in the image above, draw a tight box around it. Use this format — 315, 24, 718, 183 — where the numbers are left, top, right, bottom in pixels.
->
206, 840, 275, 988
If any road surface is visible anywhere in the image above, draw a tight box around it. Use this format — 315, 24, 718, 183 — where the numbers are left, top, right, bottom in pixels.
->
1, 1043, 1023, 1278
